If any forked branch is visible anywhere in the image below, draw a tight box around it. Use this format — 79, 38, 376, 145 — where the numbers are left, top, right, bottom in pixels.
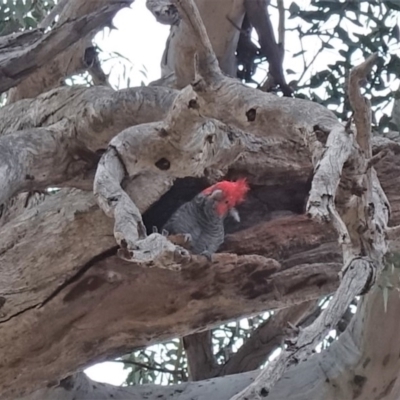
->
230, 54, 389, 400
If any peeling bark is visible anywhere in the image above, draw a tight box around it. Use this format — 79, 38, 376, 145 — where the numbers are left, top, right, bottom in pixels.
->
16, 269, 400, 400
0, 188, 341, 397
0, 0, 398, 398
93, 85, 263, 262
19, 370, 258, 400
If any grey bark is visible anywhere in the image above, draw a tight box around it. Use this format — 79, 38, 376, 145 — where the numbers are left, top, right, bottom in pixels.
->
0, 0, 398, 399
0, 2, 129, 96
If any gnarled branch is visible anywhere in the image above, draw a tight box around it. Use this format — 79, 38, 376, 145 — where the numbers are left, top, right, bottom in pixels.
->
0, 2, 129, 96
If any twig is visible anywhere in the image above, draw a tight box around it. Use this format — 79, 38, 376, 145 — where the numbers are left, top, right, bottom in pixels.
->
296, 41, 325, 87
348, 53, 379, 157
277, 0, 285, 50
112, 359, 184, 375
366, 149, 389, 170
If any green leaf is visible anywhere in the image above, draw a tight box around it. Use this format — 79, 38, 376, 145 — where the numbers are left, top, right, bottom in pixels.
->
288, 2, 301, 18
322, 42, 334, 49
292, 49, 306, 58
335, 26, 350, 42
24, 16, 37, 29
386, 0, 400, 11
392, 25, 400, 42
309, 70, 331, 88
298, 10, 330, 23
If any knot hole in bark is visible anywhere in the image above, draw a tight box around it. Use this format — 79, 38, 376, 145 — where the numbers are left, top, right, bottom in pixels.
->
158, 128, 169, 137
155, 158, 170, 170
83, 46, 97, 67
206, 134, 214, 144
314, 125, 330, 144
188, 99, 199, 109
246, 108, 256, 121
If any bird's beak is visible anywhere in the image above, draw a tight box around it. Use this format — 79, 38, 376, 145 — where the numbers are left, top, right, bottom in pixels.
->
229, 207, 240, 222
209, 189, 224, 200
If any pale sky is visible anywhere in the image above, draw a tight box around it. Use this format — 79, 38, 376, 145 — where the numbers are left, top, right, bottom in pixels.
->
85, 0, 398, 386
93, 0, 170, 88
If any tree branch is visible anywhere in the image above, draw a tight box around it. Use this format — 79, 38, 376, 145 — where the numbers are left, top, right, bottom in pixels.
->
0, 2, 130, 96
244, 0, 292, 96
0, 120, 99, 205
38, 0, 69, 30
18, 370, 259, 400
0, 86, 178, 208
112, 359, 183, 375
183, 330, 219, 380
17, 262, 400, 400
159, 0, 244, 87
93, 85, 261, 264
7, 0, 133, 102
0, 187, 344, 397
231, 48, 389, 400
220, 301, 314, 376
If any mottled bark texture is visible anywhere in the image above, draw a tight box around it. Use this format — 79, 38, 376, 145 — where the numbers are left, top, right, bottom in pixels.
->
6, 0, 134, 103
1, 1, 132, 100
0, 0, 399, 399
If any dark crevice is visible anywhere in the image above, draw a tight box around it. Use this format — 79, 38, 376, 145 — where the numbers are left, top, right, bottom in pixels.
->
0, 303, 39, 324
142, 176, 310, 236
155, 157, 171, 170
143, 177, 209, 233
109, 145, 129, 177
39, 246, 118, 308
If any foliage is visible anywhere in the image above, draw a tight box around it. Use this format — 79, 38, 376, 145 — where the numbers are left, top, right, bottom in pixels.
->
0, 0, 55, 36
123, 314, 270, 385
287, 0, 399, 131
122, 339, 188, 385
239, 0, 399, 132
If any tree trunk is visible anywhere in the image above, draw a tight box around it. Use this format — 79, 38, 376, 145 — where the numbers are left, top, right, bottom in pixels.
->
0, 0, 399, 398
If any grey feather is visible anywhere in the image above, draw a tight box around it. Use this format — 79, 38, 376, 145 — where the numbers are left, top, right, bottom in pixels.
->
162, 193, 225, 255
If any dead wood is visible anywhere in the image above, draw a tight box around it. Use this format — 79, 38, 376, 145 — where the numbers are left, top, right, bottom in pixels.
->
0, 2, 129, 97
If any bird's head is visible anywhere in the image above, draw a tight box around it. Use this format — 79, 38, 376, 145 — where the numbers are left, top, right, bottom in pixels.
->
201, 178, 249, 220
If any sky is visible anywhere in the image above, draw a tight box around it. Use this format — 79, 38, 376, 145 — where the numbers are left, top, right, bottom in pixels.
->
85, 0, 398, 386
93, 0, 170, 88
